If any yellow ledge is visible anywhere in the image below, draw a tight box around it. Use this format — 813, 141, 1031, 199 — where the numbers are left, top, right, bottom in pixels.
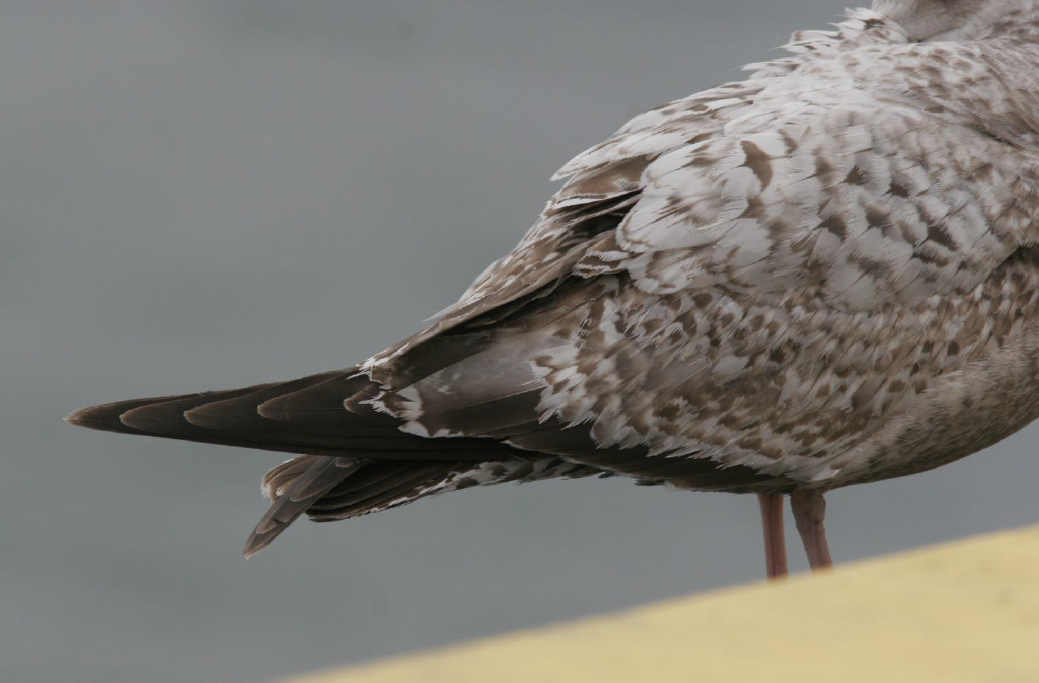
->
278, 525, 1039, 683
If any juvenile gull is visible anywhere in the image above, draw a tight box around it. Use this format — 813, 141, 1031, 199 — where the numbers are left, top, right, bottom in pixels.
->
69, 0, 1039, 577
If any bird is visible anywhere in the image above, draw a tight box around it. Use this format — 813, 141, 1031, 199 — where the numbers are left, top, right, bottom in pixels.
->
69, 0, 1039, 579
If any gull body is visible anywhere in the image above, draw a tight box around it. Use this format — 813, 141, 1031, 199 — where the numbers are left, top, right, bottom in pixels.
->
70, 0, 1039, 575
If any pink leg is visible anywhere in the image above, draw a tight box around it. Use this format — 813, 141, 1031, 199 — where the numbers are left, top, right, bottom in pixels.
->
757, 493, 788, 579
790, 490, 833, 571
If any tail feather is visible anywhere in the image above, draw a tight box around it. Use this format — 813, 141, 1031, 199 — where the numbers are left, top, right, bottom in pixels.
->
306, 463, 455, 516
245, 455, 602, 555
261, 455, 324, 499
245, 458, 468, 557
245, 456, 364, 557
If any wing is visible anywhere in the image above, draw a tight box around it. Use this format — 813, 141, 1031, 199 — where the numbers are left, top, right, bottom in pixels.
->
359, 15, 1039, 486
367, 16, 1039, 386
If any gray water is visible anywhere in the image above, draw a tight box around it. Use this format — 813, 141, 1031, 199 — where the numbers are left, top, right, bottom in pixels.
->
3, 2, 1037, 682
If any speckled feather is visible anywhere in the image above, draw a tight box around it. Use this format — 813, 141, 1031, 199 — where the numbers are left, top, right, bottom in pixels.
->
68, 1, 1039, 553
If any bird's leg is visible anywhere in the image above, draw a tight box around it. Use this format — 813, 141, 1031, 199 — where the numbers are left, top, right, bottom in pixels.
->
790, 489, 833, 571
757, 493, 788, 579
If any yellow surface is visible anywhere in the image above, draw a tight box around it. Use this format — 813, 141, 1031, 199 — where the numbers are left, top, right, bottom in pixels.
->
278, 525, 1039, 683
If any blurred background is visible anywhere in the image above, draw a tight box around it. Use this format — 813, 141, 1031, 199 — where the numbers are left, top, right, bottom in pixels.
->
3, 1, 1038, 681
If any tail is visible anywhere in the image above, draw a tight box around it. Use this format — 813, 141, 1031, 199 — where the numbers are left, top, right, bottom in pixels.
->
67, 369, 598, 555
245, 454, 589, 556
245, 456, 464, 557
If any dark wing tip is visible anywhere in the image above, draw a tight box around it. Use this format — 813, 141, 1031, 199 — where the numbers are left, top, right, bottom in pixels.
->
66, 396, 187, 435
65, 406, 103, 429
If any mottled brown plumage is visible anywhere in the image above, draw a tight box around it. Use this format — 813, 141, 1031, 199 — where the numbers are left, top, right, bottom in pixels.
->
70, 1, 1039, 575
